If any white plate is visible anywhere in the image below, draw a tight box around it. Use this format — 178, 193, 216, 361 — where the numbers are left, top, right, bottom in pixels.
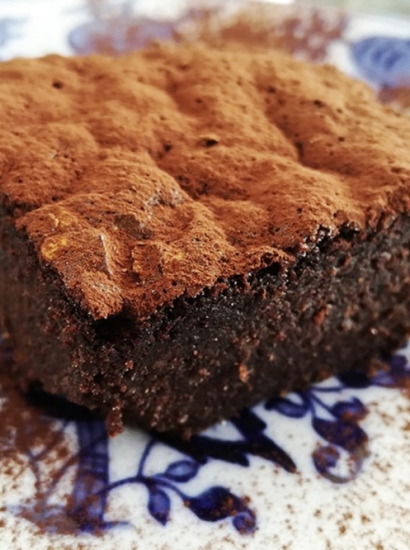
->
1, 2, 410, 549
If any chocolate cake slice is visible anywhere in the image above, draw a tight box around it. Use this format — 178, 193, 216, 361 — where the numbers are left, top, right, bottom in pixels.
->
1, 44, 410, 435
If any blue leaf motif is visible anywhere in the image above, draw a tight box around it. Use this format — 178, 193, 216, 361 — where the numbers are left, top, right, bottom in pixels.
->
265, 394, 309, 418
312, 418, 368, 452
158, 433, 250, 466
186, 487, 245, 522
337, 369, 371, 389
235, 408, 267, 433
371, 370, 397, 387
232, 510, 257, 534
312, 445, 340, 476
389, 354, 408, 372
372, 355, 410, 387
163, 460, 199, 482
331, 398, 367, 421
351, 36, 410, 88
147, 486, 170, 526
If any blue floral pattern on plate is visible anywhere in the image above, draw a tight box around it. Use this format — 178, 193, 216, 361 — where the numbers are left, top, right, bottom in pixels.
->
351, 36, 410, 88
2, 329, 409, 538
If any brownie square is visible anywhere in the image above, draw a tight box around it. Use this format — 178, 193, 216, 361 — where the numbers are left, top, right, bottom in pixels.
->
1, 44, 410, 435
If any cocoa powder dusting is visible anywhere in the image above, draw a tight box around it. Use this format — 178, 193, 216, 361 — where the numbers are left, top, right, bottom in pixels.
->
77, 0, 408, 116
2, 40, 410, 320
0, 372, 95, 536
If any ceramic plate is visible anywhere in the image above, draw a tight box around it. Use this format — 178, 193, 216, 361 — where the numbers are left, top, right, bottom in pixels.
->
1, 1, 410, 549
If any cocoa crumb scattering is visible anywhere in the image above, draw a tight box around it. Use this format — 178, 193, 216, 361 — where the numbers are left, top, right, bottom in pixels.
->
0, 373, 107, 537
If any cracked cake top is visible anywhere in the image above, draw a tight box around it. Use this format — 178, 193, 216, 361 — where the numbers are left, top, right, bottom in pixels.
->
1, 44, 410, 320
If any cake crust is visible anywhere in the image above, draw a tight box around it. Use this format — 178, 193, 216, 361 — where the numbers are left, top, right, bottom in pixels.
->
1, 45, 410, 319
1, 45, 410, 434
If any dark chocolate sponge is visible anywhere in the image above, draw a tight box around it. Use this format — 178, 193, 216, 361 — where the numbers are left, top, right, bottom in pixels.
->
1, 44, 410, 434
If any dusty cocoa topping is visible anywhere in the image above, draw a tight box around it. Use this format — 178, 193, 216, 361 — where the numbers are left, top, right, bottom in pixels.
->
1, 44, 410, 320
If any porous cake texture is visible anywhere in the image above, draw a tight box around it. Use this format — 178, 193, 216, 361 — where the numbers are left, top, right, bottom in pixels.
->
1, 44, 410, 434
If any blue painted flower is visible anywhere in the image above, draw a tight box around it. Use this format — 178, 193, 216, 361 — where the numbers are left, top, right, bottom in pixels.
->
351, 36, 410, 88
266, 387, 369, 483
2, 329, 410, 537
